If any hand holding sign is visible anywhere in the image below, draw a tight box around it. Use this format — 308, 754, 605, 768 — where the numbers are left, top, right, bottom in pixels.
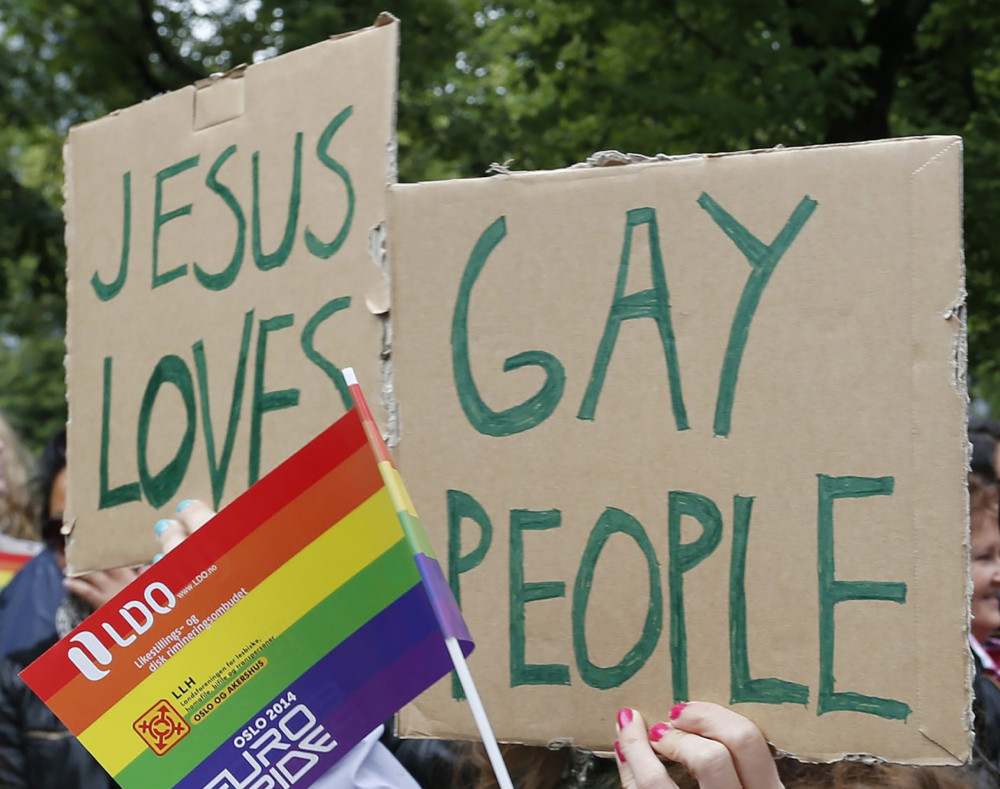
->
615, 702, 782, 789
64, 567, 143, 610
154, 500, 215, 557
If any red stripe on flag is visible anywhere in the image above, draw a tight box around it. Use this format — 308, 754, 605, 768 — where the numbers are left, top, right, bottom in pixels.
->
347, 383, 393, 466
0, 551, 33, 572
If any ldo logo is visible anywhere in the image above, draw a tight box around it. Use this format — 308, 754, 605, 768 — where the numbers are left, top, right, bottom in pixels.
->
67, 581, 177, 681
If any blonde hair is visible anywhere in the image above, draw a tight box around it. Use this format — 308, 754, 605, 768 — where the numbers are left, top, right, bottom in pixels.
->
0, 412, 38, 541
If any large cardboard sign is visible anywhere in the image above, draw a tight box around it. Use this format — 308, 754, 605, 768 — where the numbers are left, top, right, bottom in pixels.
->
390, 137, 968, 762
65, 17, 398, 572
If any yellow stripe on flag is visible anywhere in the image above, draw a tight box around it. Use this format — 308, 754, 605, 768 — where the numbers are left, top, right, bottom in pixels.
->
378, 461, 418, 518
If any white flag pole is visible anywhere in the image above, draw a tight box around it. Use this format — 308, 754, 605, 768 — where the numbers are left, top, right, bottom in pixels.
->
341, 368, 513, 788
445, 637, 515, 789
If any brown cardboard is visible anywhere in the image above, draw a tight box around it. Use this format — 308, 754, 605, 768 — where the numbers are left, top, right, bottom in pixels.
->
64, 16, 398, 573
390, 137, 968, 763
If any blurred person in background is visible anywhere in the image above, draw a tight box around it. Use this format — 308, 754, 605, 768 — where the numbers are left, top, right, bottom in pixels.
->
970, 416, 1000, 484
0, 427, 67, 661
0, 425, 139, 787
0, 412, 42, 588
0, 411, 39, 543
967, 466, 1000, 778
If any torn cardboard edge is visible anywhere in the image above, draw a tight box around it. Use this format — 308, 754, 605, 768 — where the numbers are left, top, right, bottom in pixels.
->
479, 136, 958, 179
918, 137, 975, 760
362, 15, 401, 451
904, 135, 974, 764
329, 10, 397, 41
61, 121, 82, 570
393, 717, 965, 768
395, 709, 964, 769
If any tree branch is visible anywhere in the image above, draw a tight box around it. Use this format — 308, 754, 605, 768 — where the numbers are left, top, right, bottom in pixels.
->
134, 0, 205, 85
824, 0, 934, 142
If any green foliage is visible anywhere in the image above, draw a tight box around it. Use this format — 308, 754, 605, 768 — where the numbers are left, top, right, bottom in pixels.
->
0, 0, 999, 451
0, 125, 66, 450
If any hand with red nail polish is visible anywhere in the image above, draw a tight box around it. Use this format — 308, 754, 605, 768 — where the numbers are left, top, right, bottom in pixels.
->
613, 701, 784, 789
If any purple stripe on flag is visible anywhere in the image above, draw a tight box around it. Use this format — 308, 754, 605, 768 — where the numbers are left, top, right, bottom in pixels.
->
315, 629, 449, 751
415, 552, 474, 653
177, 582, 452, 789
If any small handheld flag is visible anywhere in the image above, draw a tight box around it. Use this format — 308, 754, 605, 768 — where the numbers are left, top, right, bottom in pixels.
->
20, 370, 494, 789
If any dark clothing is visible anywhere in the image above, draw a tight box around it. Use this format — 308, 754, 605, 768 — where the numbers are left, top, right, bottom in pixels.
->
0, 635, 117, 789
389, 737, 463, 787
387, 733, 619, 788
975, 671, 1000, 766
972, 648, 1000, 787
0, 548, 66, 662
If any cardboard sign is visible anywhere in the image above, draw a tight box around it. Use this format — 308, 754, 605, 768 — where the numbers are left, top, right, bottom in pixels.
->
21, 375, 472, 789
64, 16, 398, 573
389, 137, 968, 762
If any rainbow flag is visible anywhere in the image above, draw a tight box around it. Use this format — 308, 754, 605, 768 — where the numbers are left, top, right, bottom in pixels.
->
0, 549, 35, 588
21, 376, 473, 789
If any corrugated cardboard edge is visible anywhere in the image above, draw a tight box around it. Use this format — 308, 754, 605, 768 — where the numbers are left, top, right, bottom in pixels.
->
909, 137, 974, 764
361, 12, 400, 450
62, 136, 77, 546
484, 136, 956, 178
909, 137, 971, 765
330, 10, 397, 41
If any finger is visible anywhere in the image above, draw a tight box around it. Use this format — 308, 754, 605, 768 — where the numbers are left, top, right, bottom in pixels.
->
63, 576, 107, 609
176, 499, 215, 534
616, 708, 680, 789
668, 702, 781, 789
64, 568, 132, 610
615, 735, 635, 789
103, 566, 140, 585
648, 721, 743, 789
155, 518, 187, 555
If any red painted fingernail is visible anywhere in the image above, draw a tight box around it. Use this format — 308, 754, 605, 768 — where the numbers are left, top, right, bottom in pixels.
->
670, 703, 687, 720
649, 722, 670, 742
615, 740, 626, 763
617, 707, 633, 729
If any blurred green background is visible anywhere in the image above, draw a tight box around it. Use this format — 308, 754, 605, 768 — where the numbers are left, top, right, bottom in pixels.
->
1, 0, 997, 450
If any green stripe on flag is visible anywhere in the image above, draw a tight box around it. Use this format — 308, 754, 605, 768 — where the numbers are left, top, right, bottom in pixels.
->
398, 510, 435, 558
